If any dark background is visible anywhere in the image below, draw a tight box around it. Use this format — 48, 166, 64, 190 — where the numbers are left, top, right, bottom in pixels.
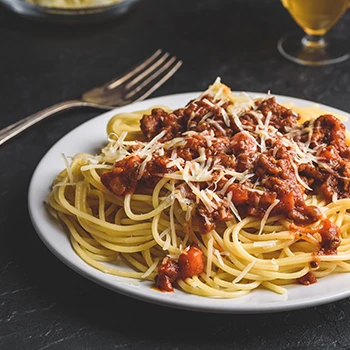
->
1, 0, 350, 348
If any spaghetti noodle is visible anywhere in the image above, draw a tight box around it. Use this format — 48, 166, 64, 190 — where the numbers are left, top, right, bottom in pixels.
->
48, 79, 350, 298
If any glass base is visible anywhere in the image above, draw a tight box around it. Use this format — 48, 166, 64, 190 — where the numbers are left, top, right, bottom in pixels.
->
278, 31, 350, 66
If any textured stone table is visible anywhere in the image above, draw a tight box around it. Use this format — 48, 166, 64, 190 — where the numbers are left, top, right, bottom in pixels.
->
1, 0, 350, 348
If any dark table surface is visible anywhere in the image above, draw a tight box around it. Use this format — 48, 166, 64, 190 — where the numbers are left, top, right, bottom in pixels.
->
2, 0, 350, 349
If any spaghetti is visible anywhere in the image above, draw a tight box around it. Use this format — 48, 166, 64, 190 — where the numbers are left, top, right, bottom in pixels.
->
48, 79, 350, 298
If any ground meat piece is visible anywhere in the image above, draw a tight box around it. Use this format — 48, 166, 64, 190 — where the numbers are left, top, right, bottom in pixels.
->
185, 96, 212, 123
155, 258, 179, 292
182, 96, 235, 137
225, 183, 277, 218
197, 199, 234, 234
176, 135, 234, 165
256, 154, 282, 177
196, 214, 216, 234
219, 154, 237, 169
245, 190, 278, 217
101, 155, 142, 195
298, 163, 324, 182
228, 183, 249, 205
297, 272, 317, 285
206, 137, 232, 157
315, 145, 350, 200
318, 219, 341, 255
178, 245, 204, 279
176, 134, 207, 161
140, 108, 187, 141
257, 97, 300, 131
340, 162, 350, 178
231, 131, 258, 171
290, 203, 322, 225
155, 274, 173, 292
215, 199, 235, 222
140, 108, 167, 140
101, 154, 171, 195
338, 163, 350, 198
318, 145, 344, 168
262, 174, 321, 225
320, 172, 350, 202
341, 146, 350, 160
198, 121, 232, 137
240, 112, 259, 130
256, 145, 322, 225
161, 109, 187, 141
141, 156, 171, 187
310, 115, 347, 153
231, 131, 257, 153
320, 175, 339, 202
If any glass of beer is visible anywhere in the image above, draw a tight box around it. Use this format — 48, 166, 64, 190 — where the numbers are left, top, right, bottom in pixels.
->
278, 0, 350, 66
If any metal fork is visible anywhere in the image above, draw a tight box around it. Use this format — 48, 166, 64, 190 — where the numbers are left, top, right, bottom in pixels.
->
0, 49, 182, 146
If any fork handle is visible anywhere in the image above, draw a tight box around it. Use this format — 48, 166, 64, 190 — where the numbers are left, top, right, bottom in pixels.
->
0, 100, 113, 146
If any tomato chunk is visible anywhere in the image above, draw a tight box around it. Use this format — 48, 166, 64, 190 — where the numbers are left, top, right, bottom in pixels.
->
178, 245, 204, 279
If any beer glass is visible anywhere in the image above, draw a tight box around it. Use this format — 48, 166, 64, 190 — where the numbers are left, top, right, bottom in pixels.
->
278, 0, 350, 66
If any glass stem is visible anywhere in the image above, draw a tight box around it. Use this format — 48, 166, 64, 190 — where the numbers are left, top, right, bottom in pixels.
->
301, 34, 327, 49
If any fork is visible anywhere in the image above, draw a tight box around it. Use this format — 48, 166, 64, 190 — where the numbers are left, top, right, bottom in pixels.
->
0, 49, 182, 146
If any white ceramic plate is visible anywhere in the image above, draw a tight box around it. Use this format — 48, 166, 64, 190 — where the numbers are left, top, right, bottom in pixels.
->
28, 92, 350, 314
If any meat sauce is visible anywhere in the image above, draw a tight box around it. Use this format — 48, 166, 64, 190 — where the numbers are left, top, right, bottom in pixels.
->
297, 272, 317, 286
318, 219, 341, 255
101, 94, 349, 291
155, 245, 204, 292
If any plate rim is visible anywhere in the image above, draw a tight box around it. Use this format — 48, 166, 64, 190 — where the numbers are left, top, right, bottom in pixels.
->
28, 91, 350, 314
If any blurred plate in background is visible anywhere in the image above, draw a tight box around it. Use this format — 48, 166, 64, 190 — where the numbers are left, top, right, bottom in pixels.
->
0, 0, 141, 23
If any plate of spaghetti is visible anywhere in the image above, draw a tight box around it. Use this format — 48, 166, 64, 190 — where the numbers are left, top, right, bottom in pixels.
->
29, 79, 350, 313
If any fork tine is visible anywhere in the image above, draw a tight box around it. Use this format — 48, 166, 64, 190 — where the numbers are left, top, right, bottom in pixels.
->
125, 52, 170, 90
106, 49, 163, 90
125, 59, 183, 103
125, 56, 177, 99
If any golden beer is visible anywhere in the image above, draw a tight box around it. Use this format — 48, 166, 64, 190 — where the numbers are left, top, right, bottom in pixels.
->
281, 0, 349, 36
